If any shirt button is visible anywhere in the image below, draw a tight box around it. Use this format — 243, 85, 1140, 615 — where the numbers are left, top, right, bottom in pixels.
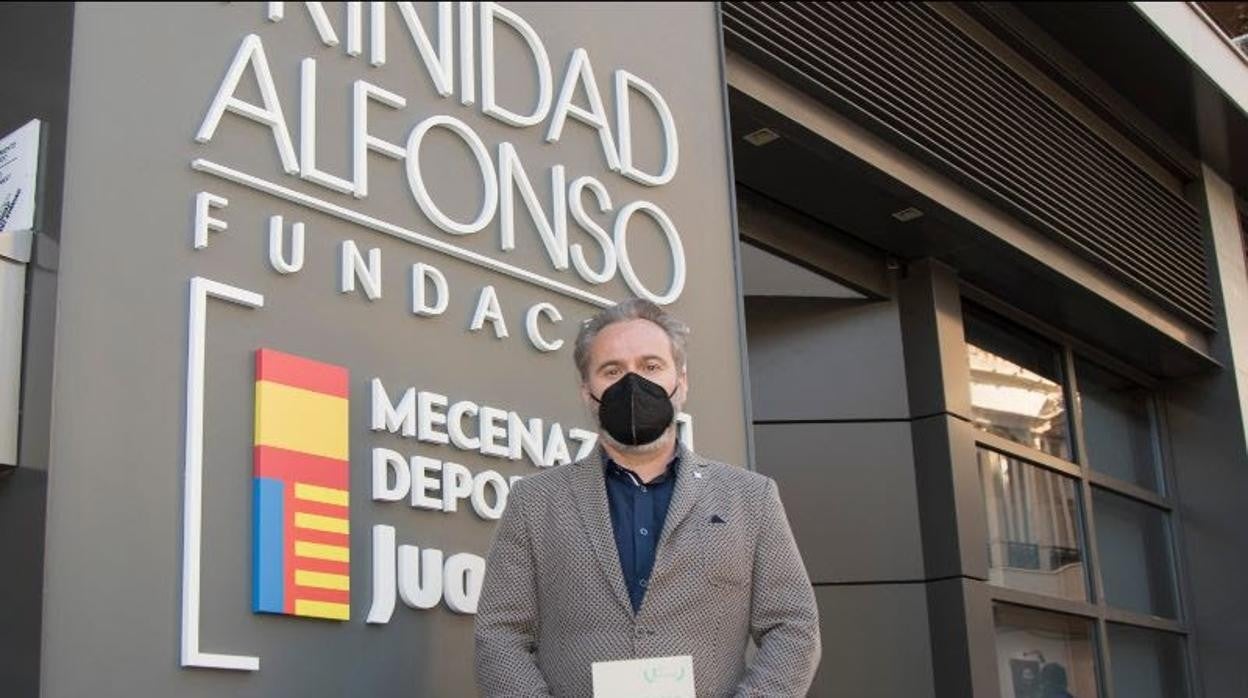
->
639, 527, 648, 536
639, 578, 648, 588
640, 486, 647, 492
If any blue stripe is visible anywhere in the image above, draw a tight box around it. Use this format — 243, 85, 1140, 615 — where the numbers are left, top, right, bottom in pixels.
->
253, 477, 285, 614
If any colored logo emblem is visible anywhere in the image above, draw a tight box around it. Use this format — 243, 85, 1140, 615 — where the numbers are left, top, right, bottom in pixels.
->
252, 348, 350, 621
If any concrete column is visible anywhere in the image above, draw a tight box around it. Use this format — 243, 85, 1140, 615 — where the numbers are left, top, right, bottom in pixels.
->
1161, 166, 1248, 698
1199, 166, 1248, 452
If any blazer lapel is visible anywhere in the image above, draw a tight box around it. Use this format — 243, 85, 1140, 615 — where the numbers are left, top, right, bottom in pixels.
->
649, 445, 709, 583
569, 450, 634, 616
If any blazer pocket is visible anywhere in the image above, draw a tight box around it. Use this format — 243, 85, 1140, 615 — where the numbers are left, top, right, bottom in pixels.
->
699, 519, 751, 588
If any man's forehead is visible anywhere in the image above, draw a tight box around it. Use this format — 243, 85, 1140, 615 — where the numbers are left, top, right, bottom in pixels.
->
589, 319, 674, 363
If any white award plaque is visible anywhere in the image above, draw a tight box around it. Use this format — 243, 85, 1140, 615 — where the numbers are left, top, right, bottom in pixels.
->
591, 654, 696, 698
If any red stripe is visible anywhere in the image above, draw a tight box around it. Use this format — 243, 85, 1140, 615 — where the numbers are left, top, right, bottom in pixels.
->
282, 481, 296, 614
294, 528, 349, 547
291, 498, 349, 518
294, 557, 350, 575
254, 446, 348, 489
256, 348, 349, 397
292, 586, 350, 604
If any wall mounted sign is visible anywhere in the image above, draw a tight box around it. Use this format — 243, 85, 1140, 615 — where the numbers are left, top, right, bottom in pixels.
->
0, 119, 40, 258
41, 3, 746, 695
0, 118, 40, 468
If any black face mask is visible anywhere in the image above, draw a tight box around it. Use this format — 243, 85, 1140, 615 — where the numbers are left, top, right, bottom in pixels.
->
591, 372, 677, 446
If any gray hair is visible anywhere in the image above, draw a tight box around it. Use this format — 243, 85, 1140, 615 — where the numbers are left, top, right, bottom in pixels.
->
574, 298, 690, 383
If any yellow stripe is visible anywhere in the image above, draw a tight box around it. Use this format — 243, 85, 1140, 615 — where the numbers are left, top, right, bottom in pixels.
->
294, 599, 350, 621
294, 569, 350, 591
295, 541, 350, 562
254, 380, 348, 460
295, 511, 350, 534
294, 483, 349, 507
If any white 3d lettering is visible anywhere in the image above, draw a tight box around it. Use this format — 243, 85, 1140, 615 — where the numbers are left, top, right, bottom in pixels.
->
196, 3, 686, 305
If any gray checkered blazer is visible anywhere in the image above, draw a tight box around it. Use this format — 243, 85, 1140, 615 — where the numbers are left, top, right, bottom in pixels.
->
474, 445, 821, 697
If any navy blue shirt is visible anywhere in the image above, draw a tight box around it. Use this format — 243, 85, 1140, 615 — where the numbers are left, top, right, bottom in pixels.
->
603, 451, 680, 614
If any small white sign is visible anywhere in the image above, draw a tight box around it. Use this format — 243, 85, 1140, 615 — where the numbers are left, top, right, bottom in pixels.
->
592, 654, 696, 698
0, 119, 41, 235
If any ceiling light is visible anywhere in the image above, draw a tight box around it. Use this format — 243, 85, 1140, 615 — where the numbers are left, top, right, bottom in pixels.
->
743, 128, 780, 146
891, 207, 924, 222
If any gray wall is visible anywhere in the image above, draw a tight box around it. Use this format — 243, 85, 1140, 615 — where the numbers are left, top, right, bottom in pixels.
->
744, 290, 938, 698
34, 3, 746, 697
0, 3, 73, 697
742, 250, 995, 698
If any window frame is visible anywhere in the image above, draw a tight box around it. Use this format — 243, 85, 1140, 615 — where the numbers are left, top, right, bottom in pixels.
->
990, 600, 1107, 698
961, 284, 1199, 698
977, 444, 1095, 605
963, 302, 1076, 462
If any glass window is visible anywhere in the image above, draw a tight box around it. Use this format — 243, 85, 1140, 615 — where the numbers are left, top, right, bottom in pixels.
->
994, 604, 1099, 698
1075, 357, 1160, 492
1092, 488, 1178, 618
979, 448, 1088, 601
1107, 624, 1188, 698
964, 305, 1071, 460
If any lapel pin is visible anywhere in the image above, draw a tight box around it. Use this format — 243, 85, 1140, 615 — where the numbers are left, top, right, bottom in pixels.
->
694, 471, 703, 479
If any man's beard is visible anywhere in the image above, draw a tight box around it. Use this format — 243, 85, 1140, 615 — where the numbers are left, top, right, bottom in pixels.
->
597, 422, 675, 454
586, 398, 681, 455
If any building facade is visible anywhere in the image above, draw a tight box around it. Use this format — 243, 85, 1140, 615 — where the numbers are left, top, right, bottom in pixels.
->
724, 3, 1248, 697
1, 3, 1246, 697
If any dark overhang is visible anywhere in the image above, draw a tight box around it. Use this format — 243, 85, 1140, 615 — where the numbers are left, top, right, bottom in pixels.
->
975, 1, 1248, 200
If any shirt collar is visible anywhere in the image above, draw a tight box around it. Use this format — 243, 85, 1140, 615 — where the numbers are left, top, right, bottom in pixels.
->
603, 444, 681, 486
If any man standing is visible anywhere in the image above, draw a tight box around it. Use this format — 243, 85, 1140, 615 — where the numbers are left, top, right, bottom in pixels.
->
475, 299, 820, 697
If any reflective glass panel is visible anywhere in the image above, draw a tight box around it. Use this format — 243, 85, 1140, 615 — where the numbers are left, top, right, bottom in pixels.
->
979, 448, 1088, 601
994, 603, 1099, 698
1093, 488, 1178, 618
1107, 624, 1188, 698
964, 306, 1071, 460
1075, 357, 1160, 492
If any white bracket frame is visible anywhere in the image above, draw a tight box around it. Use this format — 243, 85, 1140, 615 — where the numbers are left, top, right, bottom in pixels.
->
180, 276, 265, 671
